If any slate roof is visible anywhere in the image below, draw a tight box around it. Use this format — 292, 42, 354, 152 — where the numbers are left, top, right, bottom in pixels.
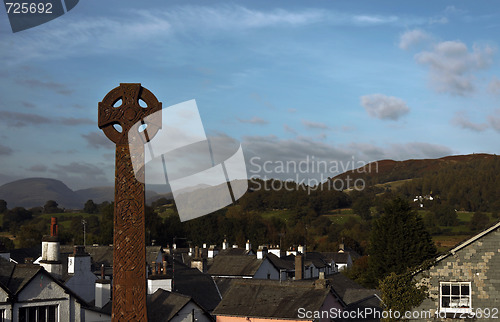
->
207, 255, 263, 277
265, 253, 294, 271
213, 277, 240, 298
326, 273, 380, 306
60, 245, 162, 268
218, 248, 251, 256
171, 261, 222, 312
0, 257, 43, 295
6, 264, 42, 295
148, 289, 192, 321
322, 251, 351, 264
9, 245, 42, 264
0, 257, 90, 306
213, 279, 332, 319
338, 295, 383, 322
304, 252, 329, 268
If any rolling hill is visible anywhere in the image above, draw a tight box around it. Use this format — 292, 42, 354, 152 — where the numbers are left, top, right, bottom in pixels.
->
0, 178, 172, 209
331, 153, 498, 186
0, 178, 82, 209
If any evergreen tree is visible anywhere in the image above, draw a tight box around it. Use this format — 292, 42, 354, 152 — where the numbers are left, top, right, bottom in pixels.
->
83, 200, 98, 214
43, 200, 62, 214
379, 269, 428, 322
0, 200, 7, 214
369, 198, 436, 284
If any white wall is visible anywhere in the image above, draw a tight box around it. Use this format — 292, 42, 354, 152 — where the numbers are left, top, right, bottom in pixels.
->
66, 255, 98, 303
253, 258, 279, 280
173, 302, 212, 322
14, 272, 82, 322
83, 308, 111, 322
0, 290, 11, 322
147, 278, 172, 294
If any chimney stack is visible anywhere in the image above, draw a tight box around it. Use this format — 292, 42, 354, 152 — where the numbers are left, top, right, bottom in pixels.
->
257, 246, 268, 259
222, 238, 229, 250
246, 240, 251, 252
40, 217, 62, 279
295, 254, 304, 280
152, 261, 157, 275
50, 217, 58, 237
95, 265, 111, 308
163, 260, 167, 275
315, 272, 328, 289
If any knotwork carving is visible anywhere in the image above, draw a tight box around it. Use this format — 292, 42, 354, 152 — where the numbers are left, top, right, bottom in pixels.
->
98, 83, 162, 321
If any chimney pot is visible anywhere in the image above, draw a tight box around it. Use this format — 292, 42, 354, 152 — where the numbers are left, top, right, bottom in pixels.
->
295, 254, 304, 280
50, 217, 58, 237
73, 245, 86, 256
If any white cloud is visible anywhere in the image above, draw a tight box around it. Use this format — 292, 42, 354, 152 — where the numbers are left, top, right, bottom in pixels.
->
237, 117, 268, 125
1, 11, 173, 64
360, 94, 410, 120
1, 5, 427, 65
452, 111, 488, 132
82, 132, 114, 149
0, 144, 13, 156
243, 134, 454, 181
302, 120, 330, 130
399, 29, 431, 50
385, 142, 453, 160
488, 77, 500, 95
170, 5, 326, 30
352, 15, 399, 25
429, 16, 448, 25
488, 109, 500, 132
27, 164, 48, 172
414, 41, 494, 95
444, 5, 466, 15
284, 124, 297, 135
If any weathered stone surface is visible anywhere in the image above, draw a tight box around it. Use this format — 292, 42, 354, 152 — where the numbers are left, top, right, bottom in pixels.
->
414, 225, 500, 321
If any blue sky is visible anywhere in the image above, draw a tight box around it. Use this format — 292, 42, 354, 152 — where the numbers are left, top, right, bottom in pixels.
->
1, 1, 500, 189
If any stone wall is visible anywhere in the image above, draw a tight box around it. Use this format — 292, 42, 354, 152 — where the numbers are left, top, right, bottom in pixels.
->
413, 227, 500, 321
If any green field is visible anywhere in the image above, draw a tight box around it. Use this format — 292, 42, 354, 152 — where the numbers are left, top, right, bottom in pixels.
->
374, 179, 413, 191
432, 234, 473, 253
325, 214, 360, 225
258, 209, 293, 221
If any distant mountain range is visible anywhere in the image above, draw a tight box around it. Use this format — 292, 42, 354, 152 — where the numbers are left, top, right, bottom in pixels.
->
0, 178, 172, 209
1, 153, 498, 210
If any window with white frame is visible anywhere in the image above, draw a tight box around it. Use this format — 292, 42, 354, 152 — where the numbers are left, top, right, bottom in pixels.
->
440, 282, 471, 313
19, 305, 57, 322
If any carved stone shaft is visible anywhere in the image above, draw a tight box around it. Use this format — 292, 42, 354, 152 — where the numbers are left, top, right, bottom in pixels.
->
98, 83, 162, 321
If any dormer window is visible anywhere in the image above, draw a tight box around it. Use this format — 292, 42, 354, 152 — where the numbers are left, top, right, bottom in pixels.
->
440, 282, 472, 314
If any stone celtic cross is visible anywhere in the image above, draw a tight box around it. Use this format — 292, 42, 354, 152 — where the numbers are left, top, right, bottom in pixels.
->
98, 83, 162, 321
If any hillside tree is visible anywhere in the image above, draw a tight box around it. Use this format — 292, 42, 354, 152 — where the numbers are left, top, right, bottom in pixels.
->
84, 200, 98, 214
0, 200, 7, 214
379, 269, 428, 322
43, 200, 63, 214
369, 198, 436, 285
